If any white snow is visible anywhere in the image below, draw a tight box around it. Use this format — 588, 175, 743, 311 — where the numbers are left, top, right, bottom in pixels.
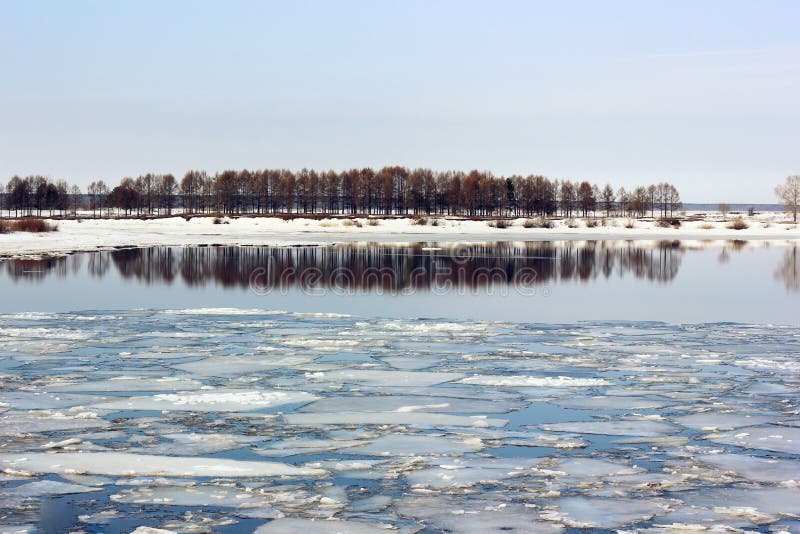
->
1, 212, 797, 259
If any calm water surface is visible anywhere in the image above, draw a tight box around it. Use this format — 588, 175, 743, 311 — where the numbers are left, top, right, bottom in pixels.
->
1, 240, 798, 324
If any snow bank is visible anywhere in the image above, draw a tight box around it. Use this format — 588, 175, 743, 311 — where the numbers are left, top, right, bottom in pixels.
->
1, 212, 797, 259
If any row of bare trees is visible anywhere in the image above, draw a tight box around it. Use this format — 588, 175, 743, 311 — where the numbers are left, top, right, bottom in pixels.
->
97, 169, 682, 218
1, 175, 82, 217
1, 168, 683, 218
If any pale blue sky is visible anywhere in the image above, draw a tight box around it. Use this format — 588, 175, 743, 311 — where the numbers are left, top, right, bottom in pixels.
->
1, 0, 798, 202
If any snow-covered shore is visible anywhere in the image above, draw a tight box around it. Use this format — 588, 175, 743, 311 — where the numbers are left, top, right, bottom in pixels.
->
0, 212, 798, 259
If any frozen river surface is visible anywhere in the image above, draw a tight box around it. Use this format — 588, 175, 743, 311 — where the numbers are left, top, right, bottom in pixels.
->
1, 308, 799, 532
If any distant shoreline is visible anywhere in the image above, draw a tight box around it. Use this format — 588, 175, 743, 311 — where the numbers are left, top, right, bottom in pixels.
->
0, 210, 798, 260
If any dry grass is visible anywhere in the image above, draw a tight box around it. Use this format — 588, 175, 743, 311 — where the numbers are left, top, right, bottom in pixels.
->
585, 219, 599, 228
412, 216, 428, 226
488, 219, 510, 229
430, 218, 440, 226
624, 218, 635, 229
657, 218, 681, 228
4, 218, 59, 233
367, 218, 380, 226
522, 217, 554, 229
342, 219, 363, 228
0, 219, 9, 234
565, 218, 579, 228
700, 223, 714, 230
727, 217, 749, 230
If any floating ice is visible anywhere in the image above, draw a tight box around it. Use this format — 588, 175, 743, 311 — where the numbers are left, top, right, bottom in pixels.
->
343, 434, 484, 456
297, 395, 516, 414
696, 453, 800, 483
173, 355, 316, 376
0, 411, 107, 435
551, 458, 644, 479
94, 389, 317, 412
682, 487, 800, 523
540, 420, 678, 436
406, 458, 545, 488
310, 369, 463, 387
110, 485, 270, 508
253, 438, 366, 457
460, 375, 609, 387
704, 425, 800, 454
285, 411, 506, 427
1, 309, 799, 531
541, 496, 672, 528
254, 518, 390, 533
396, 495, 563, 533
554, 396, 670, 410
50, 376, 204, 392
674, 412, 776, 431
0, 452, 327, 477
0, 480, 102, 506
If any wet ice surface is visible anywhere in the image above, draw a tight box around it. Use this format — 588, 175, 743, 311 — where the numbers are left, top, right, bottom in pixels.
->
1, 310, 799, 532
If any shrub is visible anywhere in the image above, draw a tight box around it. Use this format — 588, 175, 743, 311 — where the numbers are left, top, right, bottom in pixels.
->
585, 219, 598, 228
488, 219, 510, 229
0, 219, 9, 234
657, 218, 681, 228
367, 218, 380, 226
430, 218, 440, 226
343, 219, 363, 228
700, 223, 714, 230
727, 217, 749, 230
11, 218, 58, 232
565, 218, 579, 228
624, 218, 635, 229
213, 217, 223, 225
412, 216, 428, 226
522, 217, 554, 229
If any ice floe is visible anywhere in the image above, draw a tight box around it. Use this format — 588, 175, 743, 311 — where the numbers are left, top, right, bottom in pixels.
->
0, 452, 326, 477
94, 389, 317, 412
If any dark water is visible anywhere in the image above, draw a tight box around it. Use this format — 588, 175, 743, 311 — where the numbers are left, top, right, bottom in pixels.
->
1, 241, 798, 325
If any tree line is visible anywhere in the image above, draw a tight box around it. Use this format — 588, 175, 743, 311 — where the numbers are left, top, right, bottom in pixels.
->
1, 168, 683, 218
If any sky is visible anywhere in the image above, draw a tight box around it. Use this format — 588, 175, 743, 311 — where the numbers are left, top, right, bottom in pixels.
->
0, 1, 798, 203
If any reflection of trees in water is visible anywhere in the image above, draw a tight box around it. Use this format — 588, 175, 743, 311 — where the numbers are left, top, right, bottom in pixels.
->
774, 246, 800, 292
1, 242, 684, 291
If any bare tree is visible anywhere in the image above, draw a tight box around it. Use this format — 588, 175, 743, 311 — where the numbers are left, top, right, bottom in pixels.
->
601, 184, 615, 217
718, 203, 731, 221
160, 174, 177, 215
775, 175, 800, 223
